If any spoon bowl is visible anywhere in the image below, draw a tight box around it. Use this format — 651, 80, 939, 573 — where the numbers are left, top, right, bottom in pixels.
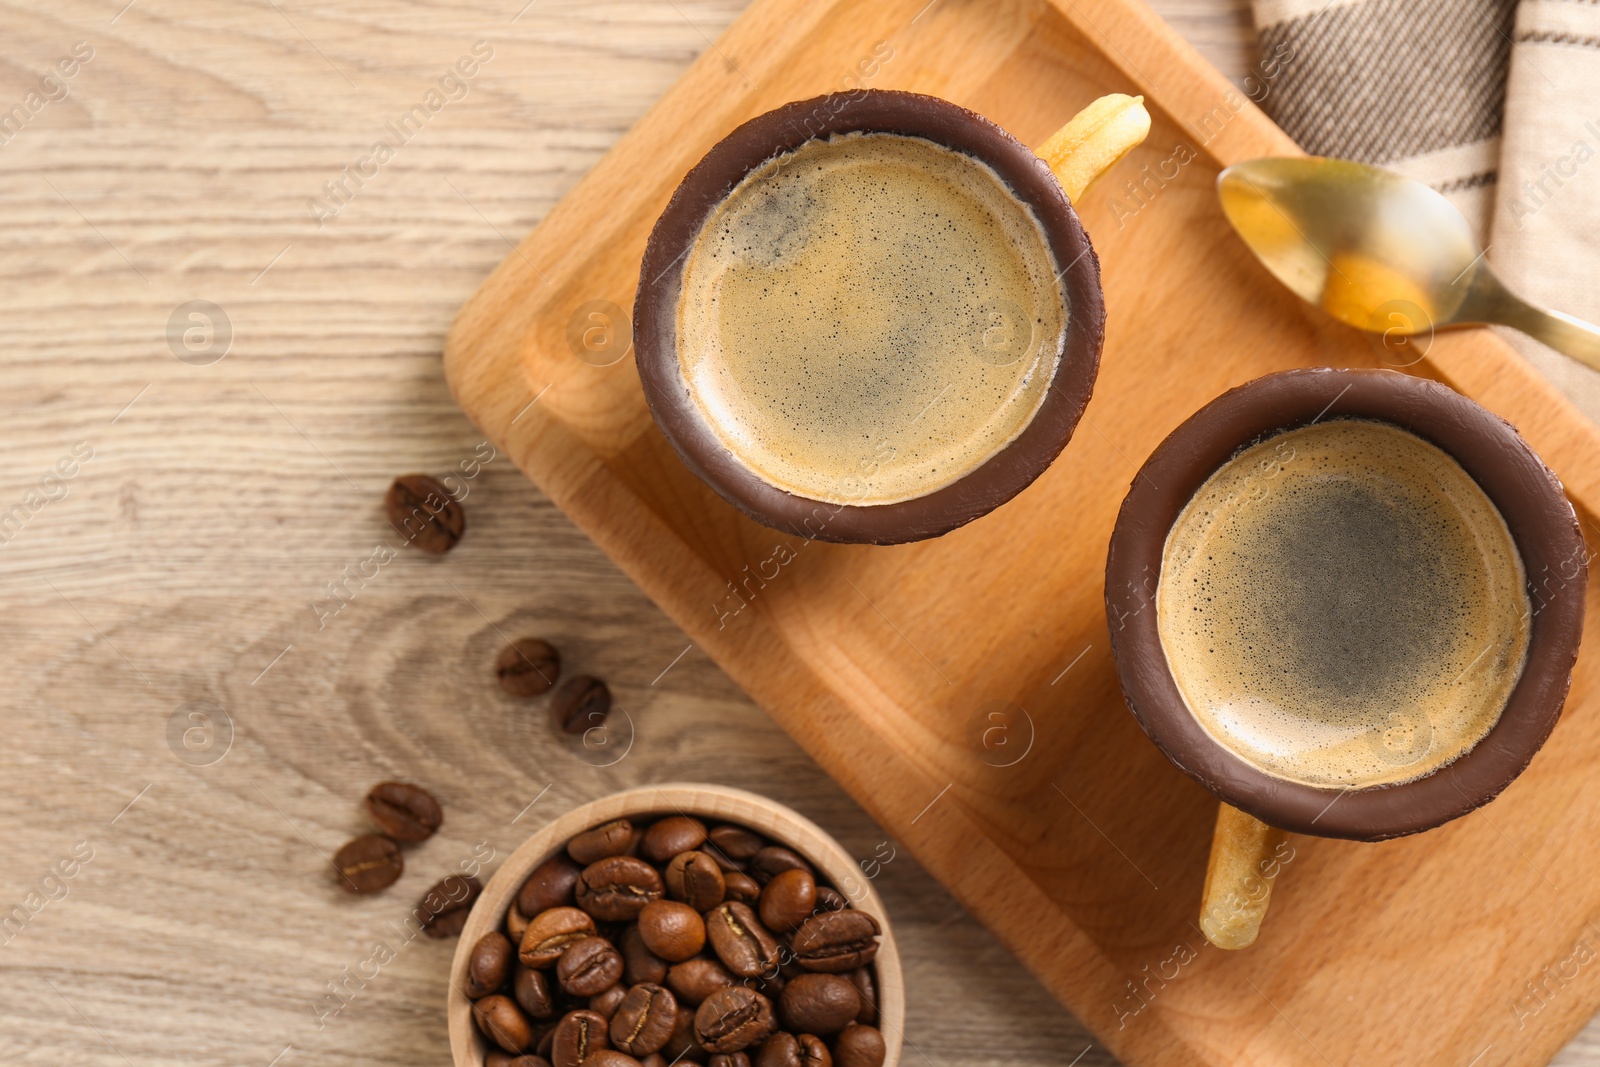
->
1220, 157, 1600, 371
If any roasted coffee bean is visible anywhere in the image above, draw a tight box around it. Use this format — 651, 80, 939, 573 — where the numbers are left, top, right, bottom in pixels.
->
706, 901, 781, 978
498, 638, 561, 697
584, 1052, 644, 1067
550, 1008, 611, 1067
577, 856, 663, 922
590, 983, 628, 1019
610, 982, 678, 1056
710, 1054, 754, 1067
514, 965, 557, 1018
665, 851, 726, 912
639, 1055, 668, 1067
759, 868, 815, 935
386, 473, 465, 554
551, 675, 611, 736
667, 956, 734, 1006
467, 931, 515, 998
418, 875, 482, 938
364, 781, 442, 842
814, 886, 848, 913
508, 902, 533, 942
474, 994, 534, 1053
695, 987, 777, 1053
832, 1023, 885, 1067
640, 816, 707, 863
637, 900, 706, 962
723, 872, 761, 906
485, 1053, 553, 1067
779, 974, 859, 1036
754, 1033, 831, 1067
333, 834, 403, 894
569, 819, 636, 865
620, 924, 670, 986
519, 854, 585, 916
749, 847, 812, 886
520, 907, 598, 968
845, 969, 876, 1024
659, 1005, 702, 1063
790, 911, 880, 973
707, 825, 764, 863
556, 937, 624, 996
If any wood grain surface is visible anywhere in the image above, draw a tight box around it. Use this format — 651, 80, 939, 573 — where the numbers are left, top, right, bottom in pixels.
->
4, 1, 1597, 1066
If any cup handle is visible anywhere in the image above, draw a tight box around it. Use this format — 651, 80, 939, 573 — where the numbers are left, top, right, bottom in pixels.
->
1034, 94, 1151, 203
1199, 803, 1290, 949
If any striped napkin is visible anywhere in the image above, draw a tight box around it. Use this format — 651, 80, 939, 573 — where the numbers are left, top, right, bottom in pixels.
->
1250, 0, 1600, 424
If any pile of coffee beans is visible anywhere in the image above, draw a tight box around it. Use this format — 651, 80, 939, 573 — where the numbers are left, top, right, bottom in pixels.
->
494, 635, 614, 740
467, 814, 889, 1067
331, 781, 483, 938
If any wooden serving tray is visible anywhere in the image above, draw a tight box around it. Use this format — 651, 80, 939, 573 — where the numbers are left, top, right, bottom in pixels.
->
443, 0, 1600, 1063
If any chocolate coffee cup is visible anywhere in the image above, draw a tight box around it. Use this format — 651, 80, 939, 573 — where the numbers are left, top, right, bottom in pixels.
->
634, 90, 1108, 545
1109, 367, 1586, 837
1106, 368, 1587, 946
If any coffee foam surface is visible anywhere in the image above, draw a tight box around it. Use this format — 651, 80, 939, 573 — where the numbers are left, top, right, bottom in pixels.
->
675, 132, 1066, 506
1156, 420, 1530, 789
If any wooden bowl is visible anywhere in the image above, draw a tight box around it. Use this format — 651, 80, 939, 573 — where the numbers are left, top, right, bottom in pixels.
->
447, 783, 905, 1066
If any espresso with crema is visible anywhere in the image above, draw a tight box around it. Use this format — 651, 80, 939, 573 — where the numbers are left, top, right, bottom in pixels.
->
675, 132, 1067, 506
1156, 420, 1530, 788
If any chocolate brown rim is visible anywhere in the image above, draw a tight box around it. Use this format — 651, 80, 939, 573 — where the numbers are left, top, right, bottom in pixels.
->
634, 90, 1105, 545
1105, 368, 1588, 841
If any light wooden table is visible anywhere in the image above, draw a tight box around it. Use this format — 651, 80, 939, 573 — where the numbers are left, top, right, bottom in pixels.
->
2, 1, 1593, 1065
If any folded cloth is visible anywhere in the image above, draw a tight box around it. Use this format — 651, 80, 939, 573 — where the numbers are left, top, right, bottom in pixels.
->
1249, 0, 1600, 425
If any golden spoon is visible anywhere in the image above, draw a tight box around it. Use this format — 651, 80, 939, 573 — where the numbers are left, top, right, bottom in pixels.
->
1219, 157, 1600, 372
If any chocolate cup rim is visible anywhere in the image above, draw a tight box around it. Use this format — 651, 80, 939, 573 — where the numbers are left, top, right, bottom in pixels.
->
633, 89, 1106, 545
1104, 368, 1588, 841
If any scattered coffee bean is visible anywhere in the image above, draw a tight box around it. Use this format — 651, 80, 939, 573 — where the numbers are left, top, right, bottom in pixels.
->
832, 1022, 886, 1067
779, 974, 860, 1036
665, 850, 726, 912
520, 906, 598, 968
660, 1004, 700, 1062
755, 1032, 832, 1067
640, 816, 707, 862
723, 871, 762, 906
639, 1055, 668, 1067
498, 638, 562, 697
790, 910, 881, 973
467, 931, 515, 999
418, 874, 482, 938
557, 936, 625, 996
711, 1054, 755, 1067
610, 982, 678, 1056
706, 901, 780, 978
518, 854, 584, 916
569, 819, 636, 865
695, 986, 777, 1053
551, 675, 611, 735
550, 1008, 610, 1067
507, 901, 532, 943
333, 834, 403, 894
590, 982, 629, 1020
364, 781, 442, 842
668, 955, 735, 1007
577, 856, 663, 922
759, 868, 816, 934
514, 965, 557, 1018
637, 900, 706, 962
749, 846, 812, 886
475, 994, 534, 1053
385, 473, 464, 555
485, 1052, 553, 1067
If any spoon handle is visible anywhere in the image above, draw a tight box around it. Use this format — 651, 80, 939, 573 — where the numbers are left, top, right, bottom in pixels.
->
1488, 293, 1600, 376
